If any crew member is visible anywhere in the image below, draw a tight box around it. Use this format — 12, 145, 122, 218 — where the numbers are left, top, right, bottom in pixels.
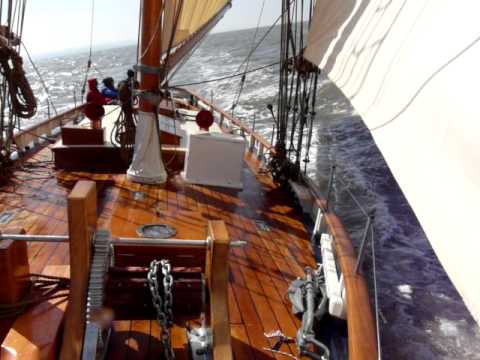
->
85, 78, 107, 129
101, 77, 118, 100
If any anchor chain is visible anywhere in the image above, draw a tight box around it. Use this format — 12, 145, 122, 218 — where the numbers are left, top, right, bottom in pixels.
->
148, 259, 175, 359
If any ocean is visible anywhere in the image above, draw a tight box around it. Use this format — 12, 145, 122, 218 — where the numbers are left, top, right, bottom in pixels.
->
24, 26, 480, 359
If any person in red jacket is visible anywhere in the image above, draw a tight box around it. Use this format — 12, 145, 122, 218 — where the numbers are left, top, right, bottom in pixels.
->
85, 78, 107, 129
86, 78, 107, 105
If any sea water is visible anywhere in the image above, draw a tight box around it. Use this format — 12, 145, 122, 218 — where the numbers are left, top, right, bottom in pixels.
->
24, 26, 480, 359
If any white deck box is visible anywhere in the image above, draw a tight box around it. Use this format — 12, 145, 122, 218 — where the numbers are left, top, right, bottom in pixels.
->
182, 132, 246, 189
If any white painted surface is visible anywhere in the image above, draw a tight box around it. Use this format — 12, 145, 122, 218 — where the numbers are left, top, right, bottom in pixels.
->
127, 111, 167, 184
158, 113, 222, 147
321, 233, 346, 319
182, 132, 246, 189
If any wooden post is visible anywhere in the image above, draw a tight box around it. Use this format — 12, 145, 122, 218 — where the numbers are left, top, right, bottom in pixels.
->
60, 181, 97, 360
1, 265, 69, 360
206, 221, 233, 360
0, 227, 29, 304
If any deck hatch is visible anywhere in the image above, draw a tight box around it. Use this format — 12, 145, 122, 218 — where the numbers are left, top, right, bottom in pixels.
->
137, 224, 177, 238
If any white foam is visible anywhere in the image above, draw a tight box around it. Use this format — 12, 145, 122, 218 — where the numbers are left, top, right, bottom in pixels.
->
398, 284, 413, 300
438, 318, 459, 337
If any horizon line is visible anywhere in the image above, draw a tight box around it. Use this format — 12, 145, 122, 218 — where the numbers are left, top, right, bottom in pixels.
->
27, 23, 281, 60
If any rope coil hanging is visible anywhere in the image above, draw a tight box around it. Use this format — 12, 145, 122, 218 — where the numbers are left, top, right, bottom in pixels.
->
0, 44, 36, 118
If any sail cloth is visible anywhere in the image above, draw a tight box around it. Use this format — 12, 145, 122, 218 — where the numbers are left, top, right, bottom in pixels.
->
127, 111, 167, 184
161, 0, 231, 57
305, 1, 480, 324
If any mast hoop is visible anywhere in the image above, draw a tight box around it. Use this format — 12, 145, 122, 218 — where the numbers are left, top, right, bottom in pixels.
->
133, 63, 163, 74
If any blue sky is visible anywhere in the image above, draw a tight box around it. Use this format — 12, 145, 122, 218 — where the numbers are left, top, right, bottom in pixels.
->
22, 0, 281, 56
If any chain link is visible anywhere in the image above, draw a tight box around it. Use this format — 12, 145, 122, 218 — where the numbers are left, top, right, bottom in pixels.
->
161, 259, 175, 359
148, 259, 175, 360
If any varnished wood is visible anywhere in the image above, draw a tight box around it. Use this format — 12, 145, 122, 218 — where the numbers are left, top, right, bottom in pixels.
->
0, 141, 344, 359
190, 88, 378, 359
1, 265, 69, 360
139, 0, 163, 112
61, 125, 104, 145
160, 132, 181, 146
323, 210, 378, 360
14, 105, 85, 152
0, 228, 29, 304
106, 270, 203, 319
52, 143, 127, 172
113, 244, 205, 268
60, 181, 97, 360
206, 221, 233, 360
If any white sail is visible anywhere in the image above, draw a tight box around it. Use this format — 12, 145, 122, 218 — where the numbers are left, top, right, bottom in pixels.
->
305, 0, 480, 324
161, 0, 231, 54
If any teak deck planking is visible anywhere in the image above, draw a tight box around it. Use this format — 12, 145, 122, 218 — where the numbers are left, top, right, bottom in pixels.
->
0, 144, 318, 359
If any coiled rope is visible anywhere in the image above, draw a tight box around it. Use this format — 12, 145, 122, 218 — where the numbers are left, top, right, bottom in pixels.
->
0, 44, 36, 118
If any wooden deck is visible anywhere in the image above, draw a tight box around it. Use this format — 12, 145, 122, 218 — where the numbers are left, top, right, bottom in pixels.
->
0, 143, 317, 359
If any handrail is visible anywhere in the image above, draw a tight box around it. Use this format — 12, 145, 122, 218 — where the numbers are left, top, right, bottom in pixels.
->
303, 167, 381, 360
177, 87, 276, 155
14, 104, 85, 152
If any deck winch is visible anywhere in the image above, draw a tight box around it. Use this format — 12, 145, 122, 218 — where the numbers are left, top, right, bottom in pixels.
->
0, 228, 244, 360
285, 229, 348, 359
0, 180, 239, 359
288, 266, 330, 359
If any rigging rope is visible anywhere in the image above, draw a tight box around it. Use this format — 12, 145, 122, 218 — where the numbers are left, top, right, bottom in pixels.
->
163, 35, 202, 85
0, 43, 36, 118
162, 0, 183, 80
170, 60, 280, 87
21, 41, 57, 116
371, 226, 383, 359
269, 0, 321, 182
234, 0, 296, 79
80, 0, 95, 101
0, 0, 28, 170
231, 0, 266, 113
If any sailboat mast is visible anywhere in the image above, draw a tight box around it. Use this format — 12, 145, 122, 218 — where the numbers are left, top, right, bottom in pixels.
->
126, 0, 167, 184
138, 0, 163, 112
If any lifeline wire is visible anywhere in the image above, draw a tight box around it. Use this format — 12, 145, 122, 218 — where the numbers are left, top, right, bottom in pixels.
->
21, 41, 58, 116
231, 0, 266, 112
80, 0, 96, 100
